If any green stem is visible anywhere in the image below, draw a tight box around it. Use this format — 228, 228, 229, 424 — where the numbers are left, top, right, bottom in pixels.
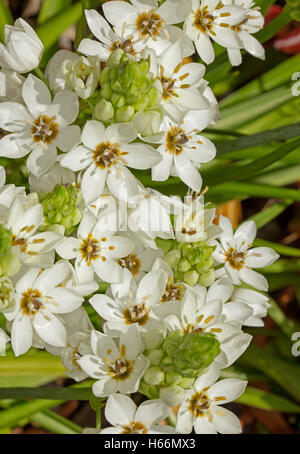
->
74, 0, 87, 50
33, 67, 50, 89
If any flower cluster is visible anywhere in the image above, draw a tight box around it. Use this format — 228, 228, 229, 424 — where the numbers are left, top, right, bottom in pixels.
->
0, 2, 277, 435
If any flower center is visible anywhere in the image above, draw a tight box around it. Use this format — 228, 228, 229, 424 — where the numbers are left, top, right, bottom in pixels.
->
136, 10, 164, 39
121, 422, 148, 434
166, 126, 189, 155
80, 234, 100, 266
193, 7, 215, 33
118, 254, 141, 278
161, 278, 183, 302
111, 38, 136, 56
225, 247, 245, 270
20, 288, 43, 316
160, 75, 176, 100
123, 303, 149, 326
189, 391, 211, 417
109, 358, 133, 380
93, 142, 121, 169
31, 115, 59, 145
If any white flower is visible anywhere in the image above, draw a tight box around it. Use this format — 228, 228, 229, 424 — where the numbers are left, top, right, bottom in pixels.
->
183, 0, 247, 64
60, 120, 161, 203
128, 187, 183, 242
3, 197, 63, 273
0, 75, 81, 177
89, 267, 167, 336
56, 210, 133, 284
227, 286, 270, 327
150, 113, 216, 192
78, 9, 145, 61
212, 216, 279, 291
60, 331, 92, 382
0, 276, 15, 313
164, 286, 240, 347
102, 0, 193, 57
150, 41, 211, 122
174, 197, 221, 243
224, 0, 265, 65
0, 70, 24, 103
78, 325, 149, 397
101, 393, 176, 434
0, 18, 43, 73
176, 365, 246, 434
6, 261, 84, 356
46, 50, 101, 99
28, 162, 75, 195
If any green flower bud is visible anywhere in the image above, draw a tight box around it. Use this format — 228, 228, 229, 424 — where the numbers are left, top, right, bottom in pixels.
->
147, 349, 164, 366
115, 105, 135, 122
161, 331, 220, 378
144, 329, 165, 350
165, 372, 182, 385
144, 366, 165, 385
94, 99, 114, 122
96, 50, 162, 133
178, 377, 195, 389
0, 276, 15, 313
159, 385, 184, 407
139, 381, 160, 399
164, 240, 216, 287
0, 226, 18, 277
40, 185, 82, 234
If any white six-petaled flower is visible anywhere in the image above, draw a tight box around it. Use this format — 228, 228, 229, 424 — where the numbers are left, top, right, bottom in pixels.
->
78, 324, 149, 397
0, 75, 80, 177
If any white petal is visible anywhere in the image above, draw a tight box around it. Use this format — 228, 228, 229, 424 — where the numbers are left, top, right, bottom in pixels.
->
119, 324, 142, 360
136, 399, 170, 428
46, 288, 83, 313
82, 120, 106, 149
60, 145, 92, 171
106, 165, 139, 202
27, 144, 57, 177
52, 90, 79, 126
137, 269, 167, 307
92, 377, 118, 397
195, 33, 214, 64
194, 416, 217, 434
82, 165, 107, 203
239, 267, 268, 291
102, 236, 133, 259
33, 310, 67, 347
209, 378, 247, 403
105, 393, 136, 427
56, 125, 81, 152
56, 237, 80, 259
239, 30, 265, 60
85, 9, 116, 43
11, 313, 33, 356
152, 152, 173, 181
210, 406, 242, 434
78, 39, 110, 60
194, 364, 220, 391
35, 260, 70, 292
102, 1, 137, 27
105, 123, 137, 144
158, 0, 192, 24
234, 220, 256, 250
245, 247, 279, 268
89, 294, 123, 322
93, 257, 123, 283
174, 151, 202, 192
77, 354, 107, 379
22, 74, 51, 117
121, 143, 161, 169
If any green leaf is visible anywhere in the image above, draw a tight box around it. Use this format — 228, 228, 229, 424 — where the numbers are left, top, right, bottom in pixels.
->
38, 0, 72, 24
0, 0, 13, 42
246, 201, 293, 230
30, 410, 82, 434
204, 138, 300, 187
207, 182, 300, 203
254, 238, 300, 258
237, 387, 300, 413
261, 259, 300, 274
216, 86, 293, 130
36, 2, 83, 51
0, 350, 65, 387
238, 345, 300, 404
267, 298, 300, 338
215, 124, 300, 156
267, 273, 300, 292
221, 54, 300, 109
256, 5, 291, 43
0, 387, 93, 401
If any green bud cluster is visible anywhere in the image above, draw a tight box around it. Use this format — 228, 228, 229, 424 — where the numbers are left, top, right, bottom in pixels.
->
139, 330, 220, 402
95, 50, 162, 124
164, 240, 216, 287
40, 185, 82, 234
